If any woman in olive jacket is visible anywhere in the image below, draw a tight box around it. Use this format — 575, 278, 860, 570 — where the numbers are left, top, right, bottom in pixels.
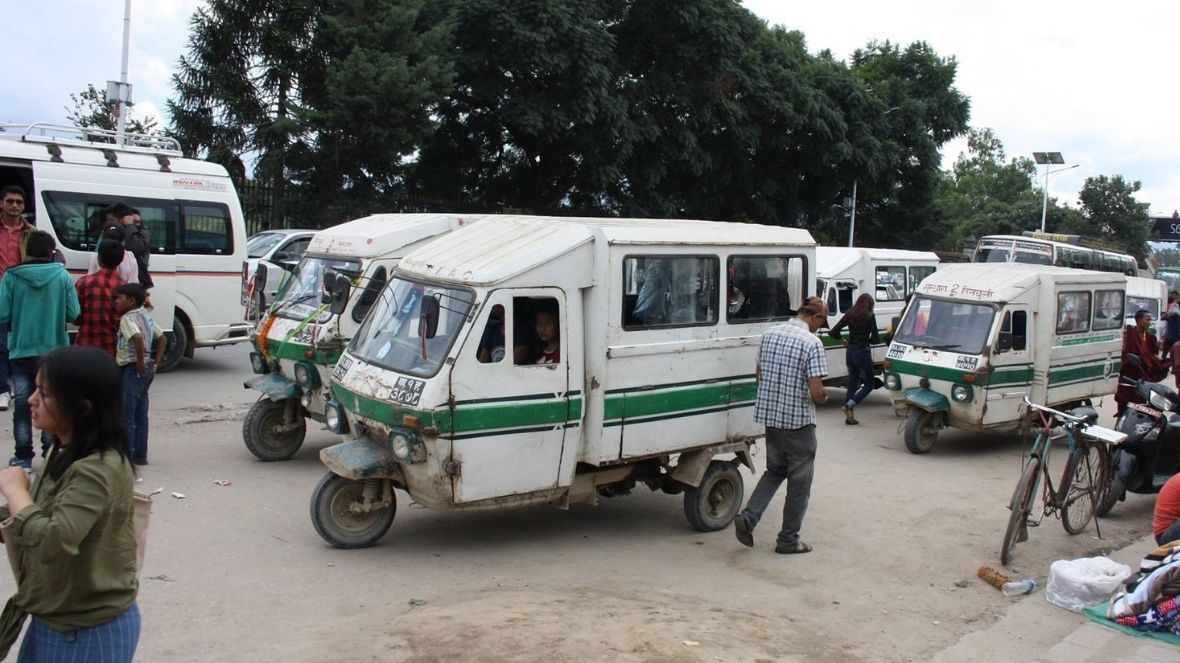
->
0, 346, 140, 661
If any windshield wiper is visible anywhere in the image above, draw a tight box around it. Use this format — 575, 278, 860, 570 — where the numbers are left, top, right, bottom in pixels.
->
923, 343, 962, 351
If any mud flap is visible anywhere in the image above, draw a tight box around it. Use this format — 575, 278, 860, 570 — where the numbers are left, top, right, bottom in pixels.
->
670, 441, 754, 488
899, 387, 950, 413
244, 373, 301, 401
320, 438, 399, 480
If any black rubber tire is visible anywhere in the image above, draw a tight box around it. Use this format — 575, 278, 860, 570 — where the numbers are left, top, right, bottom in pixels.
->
158, 314, 189, 373
242, 397, 307, 461
1062, 442, 1101, 535
904, 409, 940, 454
1096, 449, 1126, 517
310, 473, 395, 549
683, 461, 744, 532
1002, 457, 1039, 567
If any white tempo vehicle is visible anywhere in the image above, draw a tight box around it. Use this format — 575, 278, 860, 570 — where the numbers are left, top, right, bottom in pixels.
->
0, 123, 251, 371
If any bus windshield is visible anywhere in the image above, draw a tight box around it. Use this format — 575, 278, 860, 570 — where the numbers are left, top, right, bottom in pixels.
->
348, 277, 475, 378
892, 297, 996, 355
274, 255, 362, 322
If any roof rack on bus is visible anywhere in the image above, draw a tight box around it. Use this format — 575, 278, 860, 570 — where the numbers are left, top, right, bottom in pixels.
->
1020, 230, 1121, 253
0, 122, 183, 157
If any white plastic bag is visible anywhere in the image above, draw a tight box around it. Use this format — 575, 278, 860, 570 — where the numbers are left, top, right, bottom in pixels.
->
1046, 556, 1133, 612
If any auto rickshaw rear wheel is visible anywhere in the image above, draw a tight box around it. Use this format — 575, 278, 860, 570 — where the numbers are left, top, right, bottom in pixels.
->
683, 461, 743, 532
243, 397, 307, 461
904, 409, 940, 454
310, 473, 396, 549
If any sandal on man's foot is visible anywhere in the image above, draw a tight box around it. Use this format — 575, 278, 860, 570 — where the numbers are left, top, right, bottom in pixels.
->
774, 541, 813, 555
844, 417, 859, 425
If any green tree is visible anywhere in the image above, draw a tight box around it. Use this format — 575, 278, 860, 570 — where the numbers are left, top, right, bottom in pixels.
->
1060, 174, 1152, 260
169, 0, 323, 227
65, 83, 160, 137
411, 0, 626, 212
846, 40, 971, 248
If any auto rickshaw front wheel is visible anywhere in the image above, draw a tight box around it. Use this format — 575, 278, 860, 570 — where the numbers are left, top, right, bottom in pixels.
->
683, 461, 743, 532
904, 409, 941, 454
243, 397, 307, 461
311, 473, 396, 549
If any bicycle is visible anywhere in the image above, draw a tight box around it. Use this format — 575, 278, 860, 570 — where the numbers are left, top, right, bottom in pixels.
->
1000, 397, 1126, 566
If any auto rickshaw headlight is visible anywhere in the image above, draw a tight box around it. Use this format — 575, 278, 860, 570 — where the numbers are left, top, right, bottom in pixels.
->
325, 400, 349, 435
294, 361, 320, 389
884, 372, 901, 391
389, 429, 426, 464
250, 352, 269, 374
951, 383, 973, 403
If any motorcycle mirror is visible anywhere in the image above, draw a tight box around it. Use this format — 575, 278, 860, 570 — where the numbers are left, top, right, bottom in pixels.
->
1126, 353, 1145, 370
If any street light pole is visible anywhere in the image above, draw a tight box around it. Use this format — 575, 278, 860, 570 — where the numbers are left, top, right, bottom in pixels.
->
115, 0, 132, 146
847, 179, 857, 247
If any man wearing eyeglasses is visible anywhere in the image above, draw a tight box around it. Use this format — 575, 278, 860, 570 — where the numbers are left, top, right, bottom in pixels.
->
0, 186, 35, 413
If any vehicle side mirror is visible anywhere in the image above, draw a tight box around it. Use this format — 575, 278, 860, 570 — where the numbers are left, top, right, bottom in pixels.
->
252, 263, 268, 292
272, 251, 290, 262
323, 272, 352, 316
997, 332, 1013, 353
420, 296, 440, 339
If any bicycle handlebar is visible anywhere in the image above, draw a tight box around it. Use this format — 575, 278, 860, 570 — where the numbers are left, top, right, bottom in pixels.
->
1022, 396, 1088, 424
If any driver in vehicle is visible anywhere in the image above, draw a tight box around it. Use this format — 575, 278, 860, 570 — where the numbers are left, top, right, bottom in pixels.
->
1116, 310, 1168, 417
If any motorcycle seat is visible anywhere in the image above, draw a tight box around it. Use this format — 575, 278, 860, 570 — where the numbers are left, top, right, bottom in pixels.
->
1069, 406, 1100, 426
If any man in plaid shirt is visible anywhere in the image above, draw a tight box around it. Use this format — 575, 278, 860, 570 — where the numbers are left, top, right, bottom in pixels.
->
735, 296, 830, 555
75, 240, 127, 356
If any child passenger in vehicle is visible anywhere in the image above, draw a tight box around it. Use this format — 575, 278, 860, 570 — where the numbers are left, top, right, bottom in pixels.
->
534, 307, 560, 365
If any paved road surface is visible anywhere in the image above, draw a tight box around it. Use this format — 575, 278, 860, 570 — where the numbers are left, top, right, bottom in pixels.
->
0, 344, 1173, 661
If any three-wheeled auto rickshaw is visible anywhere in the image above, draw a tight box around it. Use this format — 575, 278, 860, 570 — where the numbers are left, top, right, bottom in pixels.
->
882, 264, 1127, 453
242, 213, 485, 460
310, 215, 816, 547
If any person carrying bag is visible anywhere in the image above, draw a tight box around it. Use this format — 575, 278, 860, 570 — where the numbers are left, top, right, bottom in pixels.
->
0, 346, 146, 661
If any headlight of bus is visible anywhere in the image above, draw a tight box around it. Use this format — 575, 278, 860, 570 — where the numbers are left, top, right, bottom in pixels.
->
325, 400, 348, 435
884, 372, 901, 391
951, 383, 973, 403
294, 361, 320, 389
249, 352, 269, 374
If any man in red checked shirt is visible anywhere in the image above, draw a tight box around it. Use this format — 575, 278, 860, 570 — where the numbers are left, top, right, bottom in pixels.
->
74, 241, 128, 356
0, 186, 36, 412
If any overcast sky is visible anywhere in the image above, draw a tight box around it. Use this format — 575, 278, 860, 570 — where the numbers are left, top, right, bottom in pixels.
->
5, 1, 1178, 217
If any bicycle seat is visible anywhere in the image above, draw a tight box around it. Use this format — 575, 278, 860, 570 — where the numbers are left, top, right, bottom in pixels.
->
1069, 406, 1100, 426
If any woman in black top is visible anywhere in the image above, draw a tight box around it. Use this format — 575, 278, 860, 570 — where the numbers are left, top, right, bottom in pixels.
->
828, 294, 879, 425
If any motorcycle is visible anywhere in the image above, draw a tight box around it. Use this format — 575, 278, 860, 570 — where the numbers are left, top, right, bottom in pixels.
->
1097, 354, 1180, 516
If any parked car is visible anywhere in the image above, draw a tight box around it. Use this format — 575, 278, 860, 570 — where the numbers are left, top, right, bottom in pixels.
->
242, 229, 315, 319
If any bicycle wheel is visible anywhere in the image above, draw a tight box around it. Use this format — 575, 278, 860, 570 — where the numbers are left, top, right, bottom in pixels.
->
1062, 440, 1103, 534
1002, 456, 1040, 566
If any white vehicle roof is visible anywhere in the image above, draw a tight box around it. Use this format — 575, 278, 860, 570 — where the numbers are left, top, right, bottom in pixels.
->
815, 246, 939, 277
916, 263, 1126, 303
306, 213, 487, 259
250, 229, 314, 238
1126, 276, 1168, 298
399, 215, 816, 286
0, 123, 226, 177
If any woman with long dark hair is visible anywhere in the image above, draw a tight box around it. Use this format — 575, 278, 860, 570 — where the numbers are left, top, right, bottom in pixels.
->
828, 293, 879, 425
0, 346, 140, 660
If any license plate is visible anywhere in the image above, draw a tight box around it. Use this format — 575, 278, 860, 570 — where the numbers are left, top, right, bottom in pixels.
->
1128, 402, 1162, 417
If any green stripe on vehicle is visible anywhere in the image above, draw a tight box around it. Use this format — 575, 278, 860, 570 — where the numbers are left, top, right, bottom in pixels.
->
1057, 333, 1118, 347
1048, 360, 1117, 385
268, 340, 344, 366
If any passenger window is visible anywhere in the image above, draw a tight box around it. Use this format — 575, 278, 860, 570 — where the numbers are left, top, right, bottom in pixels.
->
513, 297, 558, 365
825, 289, 836, 317
351, 266, 388, 323
1056, 291, 1092, 334
1012, 311, 1027, 351
40, 191, 178, 253
1092, 289, 1124, 331
726, 256, 805, 323
281, 237, 311, 259
908, 266, 936, 295
836, 285, 854, 313
477, 304, 507, 364
624, 256, 718, 329
875, 266, 906, 301
179, 201, 232, 255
